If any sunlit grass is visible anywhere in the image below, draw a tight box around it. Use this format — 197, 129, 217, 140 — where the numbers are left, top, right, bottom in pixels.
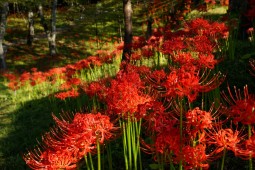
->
187, 5, 228, 20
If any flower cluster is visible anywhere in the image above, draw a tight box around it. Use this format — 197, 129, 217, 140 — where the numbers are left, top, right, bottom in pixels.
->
23, 112, 116, 169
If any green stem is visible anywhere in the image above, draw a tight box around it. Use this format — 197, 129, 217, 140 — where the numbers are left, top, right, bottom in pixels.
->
106, 143, 113, 170
179, 99, 183, 170
169, 151, 175, 170
248, 125, 253, 170
88, 152, 94, 170
97, 138, 101, 170
120, 119, 128, 170
84, 155, 90, 170
137, 120, 143, 170
127, 116, 132, 170
221, 148, 226, 170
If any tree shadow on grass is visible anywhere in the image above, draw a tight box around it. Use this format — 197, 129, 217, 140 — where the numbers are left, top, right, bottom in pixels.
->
5, 39, 93, 73
0, 90, 92, 169
0, 95, 55, 169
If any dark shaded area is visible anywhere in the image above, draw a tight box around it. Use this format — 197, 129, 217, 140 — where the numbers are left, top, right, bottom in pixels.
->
0, 90, 93, 169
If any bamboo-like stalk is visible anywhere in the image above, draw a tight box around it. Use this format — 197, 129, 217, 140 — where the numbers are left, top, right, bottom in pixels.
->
97, 138, 101, 170
248, 125, 253, 170
221, 148, 226, 170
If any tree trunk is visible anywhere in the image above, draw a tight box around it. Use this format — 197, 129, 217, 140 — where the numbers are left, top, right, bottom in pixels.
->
0, 2, 8, 70
145, 0, 154, 40
38, 0, 58, 56
49, 0, 57, 56
27, 11, 34, 46
38, 4, 48, 32
122, 0, 132, 62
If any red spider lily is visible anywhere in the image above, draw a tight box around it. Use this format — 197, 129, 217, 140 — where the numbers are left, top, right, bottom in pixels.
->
192, 35, 214, 54
206, 126, 244, 159
20, 72, 31, 85
161, 65, 225, 102
172, 52, 218, 69
172, 52, 195, 66
246, 134, 255, 153
8, 81, 20, 91
82, 81, 106, 98
141, 47, 155, 58
147, 35, 162, 49
31, 71, 47, 85
161, 38, 187, 55
23, 147, 78, 170
74, 59, 90, 70
234, 134, 255, 160
60, 82, 72, 90
54, 88, 79, 100
103, 67, 152, 118
101, 54, 114, 64
155, 127, 180, 155
146, 69, 167, 87
186, 107, 214, 138
3, 72, 17, 81
185, 18, 211, 36
52, 113, 116, 145
130, 52, 142, 61
86, 56, 102, 68
177, 144, 209, 170
221, 85, 255, 125
67, 78, 81, 86
197, 53, 218, 69
65, 65, 77, 78
47, 67, 66, 77
132, 36, 146, 50
163, 65, 200, 101
184, 18, 228, 40
137, 101, 166, 132
3, 73, 20, 90
209, 21, 229, 39
24, 112, 116, 169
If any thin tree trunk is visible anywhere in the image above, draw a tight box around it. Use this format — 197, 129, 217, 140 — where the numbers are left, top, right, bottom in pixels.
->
27, 11, 34, 46
38, 0, 58, 56
145, 0, 154, 40
38, 4, 48, 32
49, 0, 57, 56
122, 0, 132, 62
0, 2, 8, 70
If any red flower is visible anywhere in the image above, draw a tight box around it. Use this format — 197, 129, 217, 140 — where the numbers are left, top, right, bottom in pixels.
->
179, 144, 209, 169
153, 118, 180, 155
137, 101, 165, 132
104, 68, 152, 117
221, 85, 255, 125
172, 52, 195, 66
54, 88, 79, 100
192, 35, 214, 54
206, 126, 242, 159
23, 147, 78, 169
82, 81, 105, 98
163, 65, 201, 102
67, 78, 81, 86
161, 38, 186, 54
186, 107, 214, 137
24, 112, 116, 169
197, 53, 218, 69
